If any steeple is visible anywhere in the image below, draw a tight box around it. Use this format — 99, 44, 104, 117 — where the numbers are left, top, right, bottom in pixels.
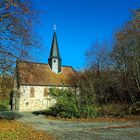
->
48, 31, 62, 73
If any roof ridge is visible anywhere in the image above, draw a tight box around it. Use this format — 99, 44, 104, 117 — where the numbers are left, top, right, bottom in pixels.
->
62, 65, 74, 68
17, 60, 49, 65
18, 61, 75, 69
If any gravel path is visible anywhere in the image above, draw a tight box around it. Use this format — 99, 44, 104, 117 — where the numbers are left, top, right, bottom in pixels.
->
17, 112, 140, 140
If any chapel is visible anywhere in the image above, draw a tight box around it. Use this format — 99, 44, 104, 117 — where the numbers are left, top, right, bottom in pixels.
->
13, 31, 75, 111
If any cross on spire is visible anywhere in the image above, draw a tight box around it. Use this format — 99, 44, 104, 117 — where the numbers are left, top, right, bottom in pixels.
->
53, 24, 56, 31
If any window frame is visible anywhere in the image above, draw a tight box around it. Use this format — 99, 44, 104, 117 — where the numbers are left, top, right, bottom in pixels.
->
30, 87, 35, 98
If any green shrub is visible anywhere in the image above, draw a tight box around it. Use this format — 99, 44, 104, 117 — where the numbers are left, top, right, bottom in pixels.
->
80, 105, 100, 118
47, 88, 140, 118
49, 88, 73, 97
48, 89, 80, 118
47, 88, 100, 118
0, 100, 9, 111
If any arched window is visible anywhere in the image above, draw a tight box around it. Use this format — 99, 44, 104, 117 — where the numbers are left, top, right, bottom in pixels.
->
44, 88, 48, 97
30, 87, 35, 98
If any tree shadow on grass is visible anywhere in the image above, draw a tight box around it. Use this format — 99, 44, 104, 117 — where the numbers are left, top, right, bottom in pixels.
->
0, 111, 23, 120
32, 110, 58, 118
32, 110, 47, 116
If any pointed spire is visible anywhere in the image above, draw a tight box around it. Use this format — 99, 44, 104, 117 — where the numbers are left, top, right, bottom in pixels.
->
49, 32, 61, 59
48, 31, 62, 73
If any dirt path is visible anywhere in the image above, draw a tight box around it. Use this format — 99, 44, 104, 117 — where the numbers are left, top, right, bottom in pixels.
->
17, 112, 140, 140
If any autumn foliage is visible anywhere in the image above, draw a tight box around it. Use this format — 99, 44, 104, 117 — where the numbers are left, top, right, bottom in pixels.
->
47, 8, 140, 119
0, 120, 54, 140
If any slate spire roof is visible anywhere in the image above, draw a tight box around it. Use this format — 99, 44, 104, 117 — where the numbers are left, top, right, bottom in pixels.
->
49, 32, 61, 59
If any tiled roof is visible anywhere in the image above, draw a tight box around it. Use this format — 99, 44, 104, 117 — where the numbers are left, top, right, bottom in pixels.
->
17, 61, 75, 86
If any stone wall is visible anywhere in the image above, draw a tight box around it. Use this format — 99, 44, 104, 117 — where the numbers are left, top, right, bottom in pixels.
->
14, 85, 69, 112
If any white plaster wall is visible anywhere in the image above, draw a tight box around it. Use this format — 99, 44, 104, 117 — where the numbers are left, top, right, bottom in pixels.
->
17, 85, 68, 112
52, 59, 58, 73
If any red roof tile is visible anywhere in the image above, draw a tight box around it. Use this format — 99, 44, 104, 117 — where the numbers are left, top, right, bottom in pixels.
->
17, 61, 75, 86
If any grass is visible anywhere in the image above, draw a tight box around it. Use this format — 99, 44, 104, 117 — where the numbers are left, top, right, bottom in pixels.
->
0, 111, 22, 120
0, 99, 9, 111
0, 119, 54, 140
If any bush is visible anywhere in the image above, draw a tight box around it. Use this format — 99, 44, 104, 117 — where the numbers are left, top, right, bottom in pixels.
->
48, 88, 80, 118
97, 104, 140, 117
80, 105, 100, 118
102, 104, 129, 117
0, 100, 9, 111
49, 88, 75, 97
128, 105, 140, 115
47, 88, 140, 118
47, 88, 101, 118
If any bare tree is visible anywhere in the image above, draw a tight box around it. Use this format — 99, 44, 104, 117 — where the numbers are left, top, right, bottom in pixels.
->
85, 40, 111, 74
111, 8, 140, 104
0, 0, 38, 74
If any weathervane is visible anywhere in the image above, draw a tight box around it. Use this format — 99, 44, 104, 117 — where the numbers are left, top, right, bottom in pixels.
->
53, 24, 56, 31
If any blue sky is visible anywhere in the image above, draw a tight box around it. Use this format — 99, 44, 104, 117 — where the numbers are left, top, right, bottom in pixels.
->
31, 0, 139, 70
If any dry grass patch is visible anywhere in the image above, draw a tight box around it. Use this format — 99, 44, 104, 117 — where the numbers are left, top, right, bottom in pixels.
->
46, 115, 140, 122
0, 120, 54, 140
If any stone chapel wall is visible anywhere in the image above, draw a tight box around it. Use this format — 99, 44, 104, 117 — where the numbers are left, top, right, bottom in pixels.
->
16, 85, 70, 111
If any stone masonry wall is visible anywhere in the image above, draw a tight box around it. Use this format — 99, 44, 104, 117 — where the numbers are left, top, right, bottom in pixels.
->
16, 85, 68, 112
